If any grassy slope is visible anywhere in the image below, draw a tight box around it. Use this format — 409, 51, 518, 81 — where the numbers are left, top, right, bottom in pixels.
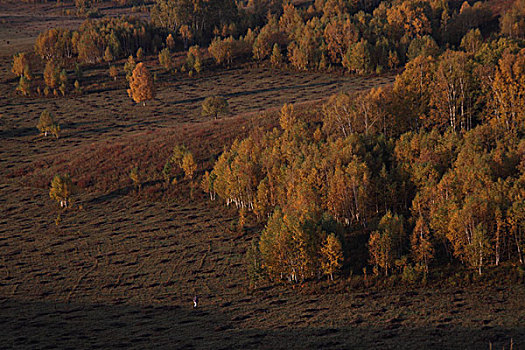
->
0, 3, 524, 349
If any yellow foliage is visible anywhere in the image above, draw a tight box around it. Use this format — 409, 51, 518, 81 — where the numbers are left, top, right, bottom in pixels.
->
320, 233, 343, 280
128, 62, 155, 105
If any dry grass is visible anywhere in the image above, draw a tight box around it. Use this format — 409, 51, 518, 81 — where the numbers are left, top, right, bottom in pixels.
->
0, 3, 524, 349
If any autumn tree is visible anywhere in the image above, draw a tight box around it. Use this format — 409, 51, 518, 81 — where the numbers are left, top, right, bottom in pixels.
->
44, 60, 60, 89
59, 69, 68, 96
180, 24, 193, 49
386, 0, 432, 42
37, 110, 60, 138
158, 48, 172, 71
136, 47, 144, 61
49, 174, 75, 208
343, 39, 372, 74
253, 16, 284, 61
270, 43, 283, 67
202, 96, 229, 119
391, 54, 434, 130
104, 46, 114, 63
287, 19, 324, 71
259, 209, 323, 282
163, 145, 198, 184
410, 215, 434, 272
182, 152, 197, 180
109, 65, 118, 81
151, 0, 238, 44
129, 166, 141, 192
186, 45, 202, 73
460, 28, 483, 54
431, 50, 478, 132
488, 50, 525, 132
166, 33, 176, 51
34, 28, 74, 62
12, 52, 31, 79
127, 62, 155, 105
124, 55, 137, 81
320, 233, 343, 280
208, 36, 237, 66
324, 17, 359, 64
16, 76, 31, 96
407, 35, 440, 61
500, 0, 525, 38
368, 211, 404, 276
325, 160, 369, 226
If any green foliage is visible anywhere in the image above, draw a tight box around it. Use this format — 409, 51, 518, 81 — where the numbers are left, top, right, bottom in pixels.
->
201, 96, 229, 119
124, 55, 136, 82
37, 110, 60, 138
407, 35, 440, 61
186, 45, 202, 73
369, 211, 405, 276
163, 145, 197, 184
16, 76, 31, 96
343, 39, 371, 74
158, 48, 172, 71
49, 174, 75, 208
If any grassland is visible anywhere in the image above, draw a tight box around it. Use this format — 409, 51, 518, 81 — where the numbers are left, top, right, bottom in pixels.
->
0, 2, 523, 349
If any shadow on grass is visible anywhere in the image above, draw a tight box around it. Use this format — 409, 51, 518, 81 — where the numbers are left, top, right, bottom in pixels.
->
0, 297, 521, 349
170, 81, 343, 106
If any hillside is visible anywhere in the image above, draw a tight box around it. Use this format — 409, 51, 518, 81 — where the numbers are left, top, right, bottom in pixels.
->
1, 0, 524, 349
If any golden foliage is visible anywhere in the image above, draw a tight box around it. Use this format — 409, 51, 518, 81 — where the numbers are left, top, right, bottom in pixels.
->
127, 62, 155, 105
320, 233, 343, 280
49, 174, 74, 208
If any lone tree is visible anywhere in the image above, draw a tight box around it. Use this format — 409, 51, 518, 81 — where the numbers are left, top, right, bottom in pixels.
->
49, 174, 75, 208
127, 62, 155, 106
37, 110, 60, 138
202, 96, 229, 119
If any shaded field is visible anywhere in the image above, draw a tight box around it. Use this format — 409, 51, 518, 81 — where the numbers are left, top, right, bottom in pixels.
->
0, 2, 524, 349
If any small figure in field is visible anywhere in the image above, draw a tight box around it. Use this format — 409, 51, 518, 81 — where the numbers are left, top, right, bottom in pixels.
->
193, 295, 198, 308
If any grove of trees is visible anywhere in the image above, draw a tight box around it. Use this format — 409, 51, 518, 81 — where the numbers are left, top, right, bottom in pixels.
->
204, 42, 525, 281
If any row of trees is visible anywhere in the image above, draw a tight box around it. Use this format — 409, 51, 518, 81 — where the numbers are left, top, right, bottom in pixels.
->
34, 16, 163, 64
190, 0, 519, 72
17, 0, 525, 81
